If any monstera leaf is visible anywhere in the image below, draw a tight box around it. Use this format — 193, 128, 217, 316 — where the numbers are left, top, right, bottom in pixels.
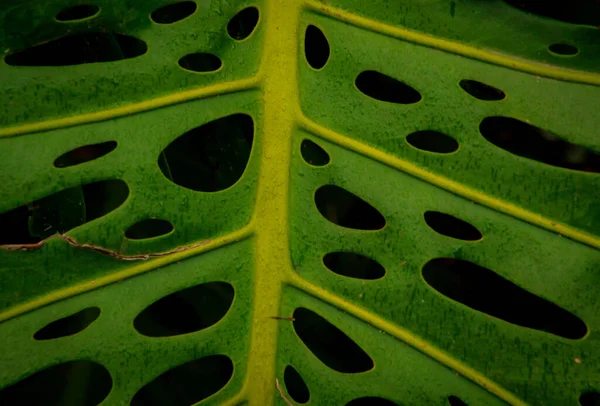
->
1, 0, 599, 405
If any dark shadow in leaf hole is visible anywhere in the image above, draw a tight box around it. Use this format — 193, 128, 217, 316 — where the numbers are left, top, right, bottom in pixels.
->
304, 25, 329, 69
346, 397, 399, 405
134, 282, 234, 337
34, 307, 100, 340
422, 258, 588, 339
0, 361, 112, 406
130, 355, 233, 406
227, 7, 259, 40
356, 70, 421, 104
424, 211, 482, 241
549, 43, 579, 56
56, 4, 100, 21
301, 139, 329, 166
448, 395, 469, 405
459, 79, 505, 101
502, 0, 600, 26
406, 130, 458, 154
178, 53, 222, 72
293, 307, 373, 373
151, 1, 197, 24
315, 185, 385, 230
323, 252, 385, 280
54, 141, 117, 168
580, 392, 600, 406
284, 365, 310, 404
125, 219, 173, 240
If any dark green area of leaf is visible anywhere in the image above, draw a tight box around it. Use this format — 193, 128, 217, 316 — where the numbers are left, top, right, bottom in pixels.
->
130, 355, 233, 406
284, 365, 310, 404
315, 185, 385, 230
355, 70, 421, 104
125, 219, 173, 240
406, 130, 458, 154
55, 4, 100, 21
54, 141, 117, 168
301, 139, 330, 166
34, 307, 100, 340
4, 33, 147, 66
323, 252, 385, 280
346, 397, 399, 405
151, 1, 197, 24
502, 0, 600, 26
580, 392, 600, 406
424, 211, 482, 241
134, 282, 234, 337
227, 7, 260, 40
304, 25, 329, 69
422, 258, 588, 339
0, 361, 112, 406
459, 79, 505, 101
293, 307, 374, 373
178, 53, 222, 72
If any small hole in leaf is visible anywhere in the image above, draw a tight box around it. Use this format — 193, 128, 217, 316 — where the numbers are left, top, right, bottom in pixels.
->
0, 179, 129, 244
346, 397, 399, 405
134, 282, 234, 337
448, 395, 469, 406
422, 258, 588, 339
54, 141, 117, 168
305, 25, 329, 69
580, 392, 600, 406
293, 307, 373, 373
227, 7, 259, 40
480, 116, 600, 173
34, 307, 100, 340
301, 139, 329, 166
356, 71, 421, 104
406, 130, 458, 154
151, 1, 197, 24
125, 219, 174, 240
549, 43, 579, 56
159, 113, 253, 192
315, 185, 385, 231
424, 211, 482, 241
284, 366, 309, 404
459, 80, 505, 101
0, 361, 112, 406
5, 33, 147, 66
130, 355, 233, 406
502, 0, 600, 26
323, 252, 385, 280
56, 4, 100, 21
178, 53, 222, 72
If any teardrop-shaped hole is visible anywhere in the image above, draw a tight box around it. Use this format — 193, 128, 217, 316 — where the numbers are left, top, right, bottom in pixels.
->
346, 397, 399, 405
323, 252, 385, 280
448, 395, 469, 405
130, 355, 233, 406
134, 282, 234, 337
54, 141, 117, 168
56, 4, 100, 21
422, 258, 588, 339
5, 33, 147, 66
227, 7, 259, 40
125, 219, 174, 240
549, 43, 579, 56
315, 185, 385, 230
34, 307, 100, 340
301, 139, 330, 166
480, 117, 600, 173
159, 113, 253, 192
459, 80, 505, 101
151, 1, 197, 24
0, 361, 112, 405
178, 53, 222, 72
406, 130, 458, 154
580, 392, 600, 406
0, 179, 129, 245
356, 71, 421, 104
304, 25, 330, 69
293, 307, 373, 373
284, 365, 310, 404
502, 1, 600, 26
424, 211, 482, 241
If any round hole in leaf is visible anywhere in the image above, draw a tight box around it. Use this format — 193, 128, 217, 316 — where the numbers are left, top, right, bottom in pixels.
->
125, 219, 174, 240
151, 1, 197, 24
284, 365, 310, 404
355, 70, 421, 104
315, 185, 385, 230
580, 392, 600, 406
406, 130, 458, 154
227, 7, 259, 40
34, 307, 101, 340
548, 43, 579, 56
424, 211, 482, 241
56, 4, 100, 21
178, 53, 222, 72
346, 397, 399, 405
448, 395, 469, 406
301, 139, 329, 166
459, 79, 505, 101
323, 252, 385, 280
54, 141, 117, 168
304, 25, 329, 69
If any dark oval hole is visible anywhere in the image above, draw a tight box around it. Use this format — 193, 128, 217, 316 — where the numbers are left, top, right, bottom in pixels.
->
448, 395, 469, 406
305, 25, 330, 69
424, 211, 482, 241
301, 139, 330, 166
549, 43, 579, 56
502, 0, 600, 26
130, 355, 233, 406
0, 361, 112, 406
293, 307, 373, 373
422, 258, 588, 339
315, 185, 385, 231
5, 33, 147, 66
125, 219, 174, 240
406, 130, 458, 154
459, 79, 506, 101
284, 365, 310, 404
227, 7, 259, 40
54, 141, 117, 168
159, 113, 253, 192
580, 392, 600, 406
346, 397, 399, 406
34, 307, 101, 340
356, 70, 421, 104
323, 252, 385, 280
480, 116, 600, 173
151, 1, 197, 24
178, 53, 222, 72
56, 4, 100, 21
134, 282, 234, 337
0, 179, 129, 245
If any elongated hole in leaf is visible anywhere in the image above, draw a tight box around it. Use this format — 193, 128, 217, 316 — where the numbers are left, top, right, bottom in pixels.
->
356, 70, 421, 104
346, 397, 399, 405
304, 25, 329, 69
125, 219, 173, 240
301, 139, 329, 166
424, 211, 482, 241
406, 130, 458, 154
580, 392, 600, 406
56, 4, 100, 21
459, 80, 505, 101
315, 185, 385, 230
178, 53, 222, 72
284, 365, 310, 404
54, 141, 117, 168
227, 7, 259, 40
549, 43, 579, 56
34, 307, 100, 340
151, 1, 197, 24
502, 0, 600, 26
448, 395, 469, 405
323, 252, 385, 280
